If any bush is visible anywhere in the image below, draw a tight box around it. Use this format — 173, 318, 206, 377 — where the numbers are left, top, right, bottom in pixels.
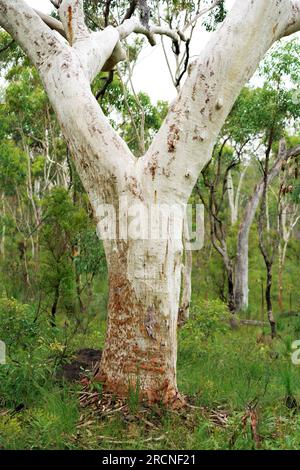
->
0, 297, 60, 407
0, 298, 39, 354
179, 299, 229, 358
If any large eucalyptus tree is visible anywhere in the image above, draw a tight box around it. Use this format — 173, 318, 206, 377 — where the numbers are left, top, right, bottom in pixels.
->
1, 0, 300, 405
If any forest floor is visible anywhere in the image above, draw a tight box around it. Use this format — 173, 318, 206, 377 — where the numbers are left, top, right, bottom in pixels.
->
1, 313, 300, 450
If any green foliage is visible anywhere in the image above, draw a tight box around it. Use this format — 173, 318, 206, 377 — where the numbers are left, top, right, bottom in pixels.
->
75, 228, 106, 276
0, 296, 60, 408
260, 38, 300, 86
179, 300, 229, 357
0, 141, 27, 195
203, 1, 227, 32
0, 298, 38, 353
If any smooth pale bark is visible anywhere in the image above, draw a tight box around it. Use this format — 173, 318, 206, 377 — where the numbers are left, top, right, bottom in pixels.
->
1, 0, 300, 403
178, 245, 193, 325
227, 167, 247, 225
234, 143, 300, 312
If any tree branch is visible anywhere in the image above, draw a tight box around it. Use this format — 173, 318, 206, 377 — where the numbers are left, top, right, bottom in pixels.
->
139, 0, 300, 205
122, 0, 139, 22
33, 9, 67, 39
183, 0, 223, 31
57, 0, 90, 45
283, 0, 300, 36
0, 0, 61, 68
117, 18, 186, 46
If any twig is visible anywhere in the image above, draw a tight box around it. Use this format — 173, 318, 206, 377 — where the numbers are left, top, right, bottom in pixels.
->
183, 0, 223, 31
97, 434, 167, 444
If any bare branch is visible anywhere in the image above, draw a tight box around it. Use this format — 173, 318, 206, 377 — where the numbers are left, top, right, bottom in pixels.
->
118, 18, 186, 46
183, 0, 223, 32
95, 70, 114, 101
123, 0, 139, 22
33, 9, 67, 39
104, 0, 113, 27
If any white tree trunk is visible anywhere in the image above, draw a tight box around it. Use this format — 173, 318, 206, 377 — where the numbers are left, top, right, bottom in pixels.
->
234, 142, 300, 312
227, 167, 247, 225
1, 0, 300, 403
97, 235, 183, 404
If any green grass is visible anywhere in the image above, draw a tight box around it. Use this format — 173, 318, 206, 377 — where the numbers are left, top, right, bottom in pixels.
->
1, 314, 300, 450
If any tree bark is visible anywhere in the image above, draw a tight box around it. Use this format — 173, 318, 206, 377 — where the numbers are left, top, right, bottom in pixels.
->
1, 0, 300, 402
266, 263, 276, 338
96, 236, 184, 405
227, 167, 247, 225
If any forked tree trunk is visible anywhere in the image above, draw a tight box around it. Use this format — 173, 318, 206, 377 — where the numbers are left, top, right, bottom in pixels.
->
1, 0, 300, 403
278, 251, 284, 312
227, 167, 247, 226
266, 263, 276, 338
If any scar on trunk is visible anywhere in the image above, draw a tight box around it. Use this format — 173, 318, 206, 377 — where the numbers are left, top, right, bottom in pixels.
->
167, 124, 180, 153
68, 6, 73, 46
146, 153, 159, 180
144, 306, 157, 339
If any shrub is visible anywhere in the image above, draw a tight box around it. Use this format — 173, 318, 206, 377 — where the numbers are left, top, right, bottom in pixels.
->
179, 299, 229, 358
0, 296, 59, 407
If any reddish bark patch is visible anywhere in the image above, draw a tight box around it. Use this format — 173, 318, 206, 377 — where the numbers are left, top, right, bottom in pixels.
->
94, 245, 181, 405
144, 306, 157, 339
167, 124, 180, 153
68, 6, 73, 45
127, 176, 144, 201
273, 22, 279, 35
192, 125, 204, 142
146, 153, 159, 180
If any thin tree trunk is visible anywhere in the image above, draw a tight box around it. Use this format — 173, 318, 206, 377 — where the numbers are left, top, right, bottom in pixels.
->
278, 245, 285, 312
278, 205, 300, 311
266, 263, 276, 338
51, 282, 60, 327
178, 248, 192, 325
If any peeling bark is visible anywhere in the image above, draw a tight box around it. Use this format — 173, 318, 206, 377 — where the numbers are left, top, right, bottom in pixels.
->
96, 236, 184, 405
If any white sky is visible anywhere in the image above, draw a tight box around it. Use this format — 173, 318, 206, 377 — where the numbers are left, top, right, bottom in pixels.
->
25, 0, 236, 103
